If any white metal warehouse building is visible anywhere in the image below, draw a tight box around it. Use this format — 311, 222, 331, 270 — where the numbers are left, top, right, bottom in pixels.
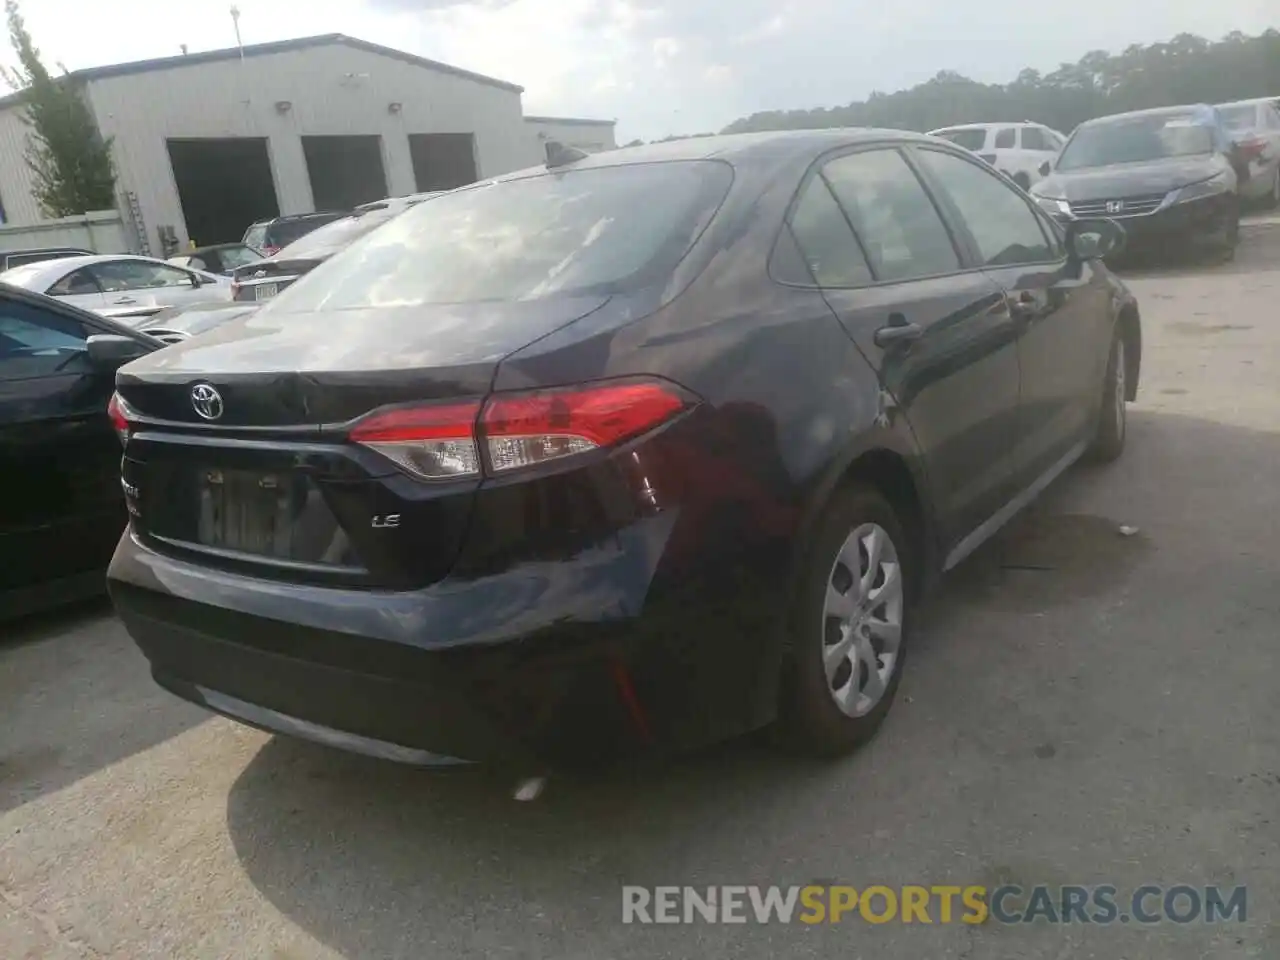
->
0, 34, 616, 255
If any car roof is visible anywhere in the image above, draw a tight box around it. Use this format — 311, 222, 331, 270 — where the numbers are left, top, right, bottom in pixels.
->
1217, 97, 1278, 109
488, 128, 948, 184
1080, 104, 1215, 127
927, 121, 1043, 132
2, 245, 92, 255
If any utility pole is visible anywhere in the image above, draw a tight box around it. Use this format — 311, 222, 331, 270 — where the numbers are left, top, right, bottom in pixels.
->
230, 5, 244, 62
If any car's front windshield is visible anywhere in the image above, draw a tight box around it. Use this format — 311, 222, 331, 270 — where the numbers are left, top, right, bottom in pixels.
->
1056, 114, 1215, 170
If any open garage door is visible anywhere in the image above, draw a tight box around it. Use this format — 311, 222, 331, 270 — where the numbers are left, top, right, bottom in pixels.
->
409, 133, 479, 191
167, 138, 278, 246
303, 136, 388, 211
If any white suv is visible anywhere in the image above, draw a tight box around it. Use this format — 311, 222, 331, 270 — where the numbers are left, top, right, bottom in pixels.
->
926, 122, 1067, 190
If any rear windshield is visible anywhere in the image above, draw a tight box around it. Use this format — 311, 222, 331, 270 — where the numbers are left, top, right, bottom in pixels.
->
1219, 104, 1258, 131
1057, 114, 1215, 170
933, 129, 987, 151
267, 160, 733, 312
268, 215, 343, 248
273, 207, 406, 261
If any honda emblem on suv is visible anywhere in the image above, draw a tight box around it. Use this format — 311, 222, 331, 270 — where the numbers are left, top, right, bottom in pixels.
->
190, 383, 224, 421
1106, 200, 1125, 214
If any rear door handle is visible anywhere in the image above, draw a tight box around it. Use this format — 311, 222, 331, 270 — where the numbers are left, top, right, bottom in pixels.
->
873, 315, 923, 347
113, 296, 137, 305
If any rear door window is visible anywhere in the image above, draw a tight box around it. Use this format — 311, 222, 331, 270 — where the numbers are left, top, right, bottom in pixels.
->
774, 176, 874, 287
994, 128, 1017, 149
93, 260, 195, 292
1020, 127, 1052, 151
48, 268, 102, 296
933, 128, 987, 152
820, 149, 961, 283
269, 161, 734, 311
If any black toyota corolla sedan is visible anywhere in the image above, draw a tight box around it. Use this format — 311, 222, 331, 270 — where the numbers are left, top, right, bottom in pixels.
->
1030, 104, 1245, 260
106, 130, 1141, 773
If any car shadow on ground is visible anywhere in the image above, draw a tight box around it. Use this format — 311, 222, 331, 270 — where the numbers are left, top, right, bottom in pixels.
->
1111, 221, 1279, 281
222, 407, 1280, 959
0, 598, 208, 815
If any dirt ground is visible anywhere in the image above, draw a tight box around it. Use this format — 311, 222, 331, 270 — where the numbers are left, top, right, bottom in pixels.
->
2, 218, 1278, 959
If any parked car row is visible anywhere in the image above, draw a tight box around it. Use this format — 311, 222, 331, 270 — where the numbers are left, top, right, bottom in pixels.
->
0, 255, 234, 321
932, 96, 1280, 218
1029, 102, 1272, 260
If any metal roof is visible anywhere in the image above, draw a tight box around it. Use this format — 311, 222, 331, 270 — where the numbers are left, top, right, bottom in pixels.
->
524, 115, 617, 127
0, 34, 522, 110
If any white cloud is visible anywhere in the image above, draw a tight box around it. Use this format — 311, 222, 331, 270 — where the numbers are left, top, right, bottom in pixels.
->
1, 0, 1273, 143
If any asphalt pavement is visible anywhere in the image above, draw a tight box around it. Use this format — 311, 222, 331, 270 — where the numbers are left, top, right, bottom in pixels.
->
3, 220, 1279, 959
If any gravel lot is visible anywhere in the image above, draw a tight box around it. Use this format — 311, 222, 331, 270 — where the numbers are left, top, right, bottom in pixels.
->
4, 220, 1279, 959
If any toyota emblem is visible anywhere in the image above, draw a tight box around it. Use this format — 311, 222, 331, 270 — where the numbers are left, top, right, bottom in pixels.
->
190, 383, 224, 421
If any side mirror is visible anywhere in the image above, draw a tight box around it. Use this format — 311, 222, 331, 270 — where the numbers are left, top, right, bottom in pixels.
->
1066, 218, 1127, 262
1038, 160, 1051, 177
86, 333, 152, 368
189, 273, 204, 288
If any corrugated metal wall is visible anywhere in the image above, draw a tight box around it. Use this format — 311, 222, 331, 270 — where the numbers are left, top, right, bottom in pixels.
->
0, 42, 540, 248
524, 118, 618, 155
0, 101, 46, 225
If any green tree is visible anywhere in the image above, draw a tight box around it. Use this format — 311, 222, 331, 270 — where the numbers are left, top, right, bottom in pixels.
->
3, 0, 116, 216
721, 28, 1280, 137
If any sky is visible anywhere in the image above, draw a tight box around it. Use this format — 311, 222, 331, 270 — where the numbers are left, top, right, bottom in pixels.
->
3, 0, 1275, 142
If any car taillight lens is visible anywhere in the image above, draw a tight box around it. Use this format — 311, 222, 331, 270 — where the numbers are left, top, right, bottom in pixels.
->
347, 379, 694, 481
107, 392, 132, 447
481, 380, 690, 473
349, 401, 484, 480
1238, 137, 1266, 160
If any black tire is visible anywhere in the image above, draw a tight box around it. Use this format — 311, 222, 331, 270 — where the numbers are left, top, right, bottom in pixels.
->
1263, 168, 1280, 211
778, 484, 912, 757
1088, 328, 1127, 463
1210, 198, 1241, 263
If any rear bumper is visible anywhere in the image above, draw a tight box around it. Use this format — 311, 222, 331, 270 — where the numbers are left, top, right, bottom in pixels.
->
109, 515, 676, 771
109, 504, 787, 770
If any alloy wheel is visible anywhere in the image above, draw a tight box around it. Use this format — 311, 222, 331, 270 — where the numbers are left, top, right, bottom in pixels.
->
821, 523, 904, 718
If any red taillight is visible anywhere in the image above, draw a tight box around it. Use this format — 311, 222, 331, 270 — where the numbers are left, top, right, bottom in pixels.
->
481, 381, 689, 473
1238, 137, 1266, 161
347, 379, 693, 481
107, 392, 132, 447
349, 401, 483, 480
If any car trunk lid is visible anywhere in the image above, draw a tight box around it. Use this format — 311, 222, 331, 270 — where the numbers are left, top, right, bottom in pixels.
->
114, 296, 612, 588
